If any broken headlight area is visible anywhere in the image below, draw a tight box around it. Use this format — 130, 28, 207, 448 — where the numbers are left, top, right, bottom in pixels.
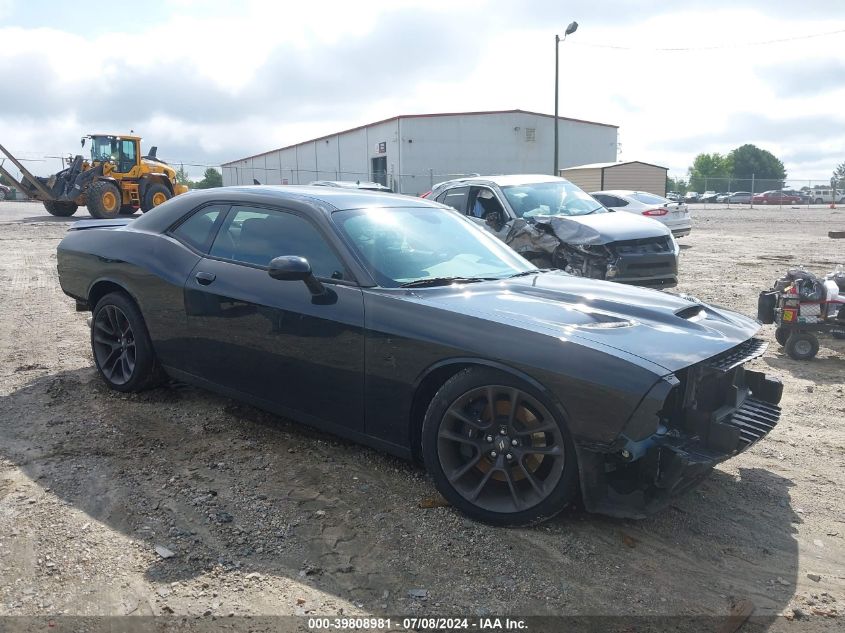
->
558, 243, 616, 279
578, 338, 783, 518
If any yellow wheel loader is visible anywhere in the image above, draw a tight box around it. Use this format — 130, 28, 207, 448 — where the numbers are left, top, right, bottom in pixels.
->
0, 135, 189, 219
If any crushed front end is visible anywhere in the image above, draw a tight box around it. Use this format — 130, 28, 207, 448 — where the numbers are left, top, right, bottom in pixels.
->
560, 235, 679, 288
577, 338, 783, 518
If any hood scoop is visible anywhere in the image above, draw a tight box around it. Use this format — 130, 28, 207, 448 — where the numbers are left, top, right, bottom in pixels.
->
675, 305, 707, 321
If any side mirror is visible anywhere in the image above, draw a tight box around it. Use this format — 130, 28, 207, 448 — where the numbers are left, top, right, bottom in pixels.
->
485, 211, 503, 231
268, 256, 325, 295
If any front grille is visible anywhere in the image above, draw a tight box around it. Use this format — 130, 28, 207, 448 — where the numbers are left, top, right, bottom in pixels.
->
611, 236, 672, 255
705, 338, 768, 373
723, 397, 781, 449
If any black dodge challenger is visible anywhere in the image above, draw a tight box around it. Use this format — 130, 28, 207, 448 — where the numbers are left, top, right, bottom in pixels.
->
57, 186, 783, 525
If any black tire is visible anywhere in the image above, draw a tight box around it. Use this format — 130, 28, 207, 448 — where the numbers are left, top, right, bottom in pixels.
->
0, 190, 6, 201
774, 326, 789, 347
422, 367, 578, 526
815, 198, 823, 205
91, 292, 164, 392
785, 332, 819, 361
87, 181, 122, 219
141, 183, 171, 212
43, 200, 79, 217
119, 205, 137, 215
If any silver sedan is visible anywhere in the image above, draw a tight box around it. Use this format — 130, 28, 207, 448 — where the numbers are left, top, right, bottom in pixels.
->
590, 190, 692, 238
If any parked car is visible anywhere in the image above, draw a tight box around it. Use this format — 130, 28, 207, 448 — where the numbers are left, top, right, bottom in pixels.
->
0, 183, 11, 200
752, 191, 802, 205
802, 189, 845, 204
699, 191, 719, 203
725, 191, 752, 204
429, 175, 679, 287
780, 189, 811, 204
665, 192, 682, 202
716, 192, 733, 203
309, 180, 393, 193
684, 191, 700, 203
590, 190, 691, 238
56, 185, 783, 524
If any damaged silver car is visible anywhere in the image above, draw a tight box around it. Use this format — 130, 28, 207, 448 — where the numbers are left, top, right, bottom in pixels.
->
428, 175, 680, 288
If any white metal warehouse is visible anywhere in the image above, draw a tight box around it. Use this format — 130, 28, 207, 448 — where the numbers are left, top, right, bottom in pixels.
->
221, 109, 618, 196
559, 161, 668, 196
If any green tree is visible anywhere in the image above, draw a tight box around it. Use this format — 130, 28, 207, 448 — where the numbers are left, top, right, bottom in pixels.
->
728, 144, 786, 192
175, 164, 194, 188
687, 152, 732, 192
832, 161, 845, 188
195, 168, 222, 190
666, 176, 688, 195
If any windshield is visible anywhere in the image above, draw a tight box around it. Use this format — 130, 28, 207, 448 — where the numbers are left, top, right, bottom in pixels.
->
501, 181, 606, 218
91, 136, 119, 163
333, 206, 536, 287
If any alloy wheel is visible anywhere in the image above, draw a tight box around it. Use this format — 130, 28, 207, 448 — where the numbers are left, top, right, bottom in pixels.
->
92, 304, 136, 385
436, 385, 566, 513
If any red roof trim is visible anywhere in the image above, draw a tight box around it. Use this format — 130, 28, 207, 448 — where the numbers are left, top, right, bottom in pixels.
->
222, 109, 618, 165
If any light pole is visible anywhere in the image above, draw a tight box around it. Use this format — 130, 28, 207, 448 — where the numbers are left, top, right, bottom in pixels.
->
554, 21, 578, 176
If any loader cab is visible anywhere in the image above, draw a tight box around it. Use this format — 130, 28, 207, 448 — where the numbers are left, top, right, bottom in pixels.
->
86, 135, 140, 175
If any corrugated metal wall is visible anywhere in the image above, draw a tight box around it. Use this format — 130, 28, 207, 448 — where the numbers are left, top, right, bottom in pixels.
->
603, 163, 667, 196
558, 167, 602, 192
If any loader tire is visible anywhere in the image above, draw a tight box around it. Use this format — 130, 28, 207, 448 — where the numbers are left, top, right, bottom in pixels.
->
87, 181, 122, 219
43, 200, 79, 217
141, 183, 171, 212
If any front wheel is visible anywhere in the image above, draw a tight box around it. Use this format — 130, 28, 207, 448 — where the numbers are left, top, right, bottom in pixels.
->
422, 368, 578, 526
43, 200, 79, 217
87, 181, 122, 219
785, 331, 819, 361
774, 326, 789, 346
91, 292, 164, 392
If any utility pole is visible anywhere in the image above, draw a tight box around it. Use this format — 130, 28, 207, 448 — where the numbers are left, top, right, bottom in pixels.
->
554, 22, 578, 176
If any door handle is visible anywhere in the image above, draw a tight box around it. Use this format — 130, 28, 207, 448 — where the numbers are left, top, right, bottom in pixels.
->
195, 271, 216, 285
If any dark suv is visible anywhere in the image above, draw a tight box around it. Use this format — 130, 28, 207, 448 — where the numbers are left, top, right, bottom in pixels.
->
428, 175, 679, 288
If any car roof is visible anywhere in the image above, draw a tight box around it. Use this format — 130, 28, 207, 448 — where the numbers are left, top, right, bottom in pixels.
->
592, 190, 661, 196
434, 174, 569, 189
130, 185, 440, 233
309, 180, 391, 190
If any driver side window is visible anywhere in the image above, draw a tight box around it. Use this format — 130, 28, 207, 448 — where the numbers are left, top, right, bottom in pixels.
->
469, 187, 505, 219
209, 206, 347, 280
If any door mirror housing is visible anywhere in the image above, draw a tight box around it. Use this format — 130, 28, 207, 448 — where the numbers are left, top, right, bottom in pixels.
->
485, 211, 503, 231
268, 256, 325, 295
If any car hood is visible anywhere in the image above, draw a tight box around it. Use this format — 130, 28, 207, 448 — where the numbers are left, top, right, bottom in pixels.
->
532, 211, 669, 245
401, 272, 759, 374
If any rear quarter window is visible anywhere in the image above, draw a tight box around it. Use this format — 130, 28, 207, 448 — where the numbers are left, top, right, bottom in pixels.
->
170, 205, 227, 252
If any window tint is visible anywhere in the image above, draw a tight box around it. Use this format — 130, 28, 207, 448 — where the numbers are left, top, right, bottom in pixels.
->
436, 186, 470, 213
171, 205, 226, 252
209, 206, 346, 279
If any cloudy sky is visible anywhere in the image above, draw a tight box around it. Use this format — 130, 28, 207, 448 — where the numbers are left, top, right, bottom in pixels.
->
1, 0, 843, 181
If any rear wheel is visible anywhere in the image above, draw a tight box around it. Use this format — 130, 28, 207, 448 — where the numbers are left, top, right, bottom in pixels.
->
422, 368, 578, 526
87, 181, 122, 219
141, 183, 171, 212
774, 326, 789, 346
0, 189, 6, 200
91, 292, 164, 392
43, 200, 79, 217
785, 332, 819, 361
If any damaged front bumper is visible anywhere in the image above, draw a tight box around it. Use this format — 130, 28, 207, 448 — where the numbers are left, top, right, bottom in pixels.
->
577, 338, 782, 518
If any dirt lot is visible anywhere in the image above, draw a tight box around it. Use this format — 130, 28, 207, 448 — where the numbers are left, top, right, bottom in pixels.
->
0, 201, 843, 630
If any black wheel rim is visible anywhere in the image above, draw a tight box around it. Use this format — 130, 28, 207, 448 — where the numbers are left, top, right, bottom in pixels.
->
437, 385, 565, 513
93, 305, 136, 385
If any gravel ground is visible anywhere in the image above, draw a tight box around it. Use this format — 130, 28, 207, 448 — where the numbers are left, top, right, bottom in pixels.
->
0, 200, 842, 630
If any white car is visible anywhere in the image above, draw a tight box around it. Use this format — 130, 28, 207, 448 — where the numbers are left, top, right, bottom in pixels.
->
590, 190, 692, 238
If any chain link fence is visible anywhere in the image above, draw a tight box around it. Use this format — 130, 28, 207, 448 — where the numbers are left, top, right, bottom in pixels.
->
668, 176, 844, 208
